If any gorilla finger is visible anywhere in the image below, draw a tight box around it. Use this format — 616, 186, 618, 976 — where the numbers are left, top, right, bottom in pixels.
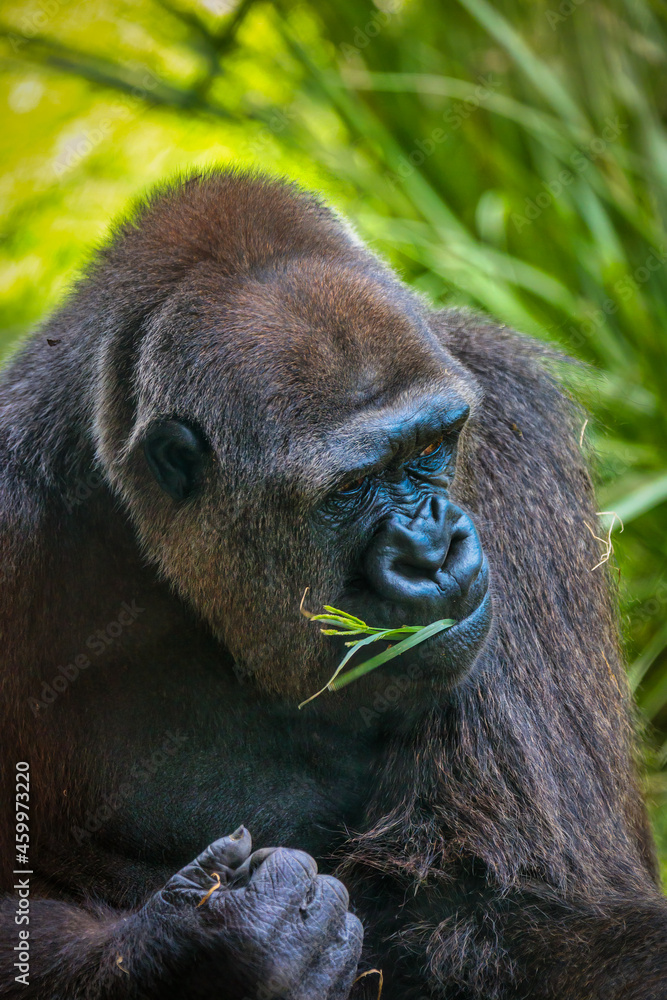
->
227, 846, 279, 887
195, 826, 253, 872
295, 913, 364, 1000
299, 874, 350, 928
156, 828, 253, 907
246, 846, 318, 902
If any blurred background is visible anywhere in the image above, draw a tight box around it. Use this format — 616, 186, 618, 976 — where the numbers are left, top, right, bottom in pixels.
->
2, 0, 667, 873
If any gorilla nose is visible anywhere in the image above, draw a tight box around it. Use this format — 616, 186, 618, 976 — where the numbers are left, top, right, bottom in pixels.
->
362, 497, 486, 619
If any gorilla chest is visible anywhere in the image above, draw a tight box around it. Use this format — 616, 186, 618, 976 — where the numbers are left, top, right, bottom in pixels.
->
91, 692, 380, 872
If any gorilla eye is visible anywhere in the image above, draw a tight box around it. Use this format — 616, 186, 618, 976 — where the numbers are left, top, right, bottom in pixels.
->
337, 475, 366, 496
419, 437, 444, 458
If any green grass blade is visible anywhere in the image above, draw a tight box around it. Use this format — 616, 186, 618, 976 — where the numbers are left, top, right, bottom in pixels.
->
329, 619, 455, 691
600, 471, 667, 529
321, 606, 367, 625
629, 620, 667, 693
455, 0, 588, 130
298, 628, 396, 709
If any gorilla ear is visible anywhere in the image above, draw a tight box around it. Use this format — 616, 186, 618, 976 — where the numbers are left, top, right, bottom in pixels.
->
142, 420, 208, 501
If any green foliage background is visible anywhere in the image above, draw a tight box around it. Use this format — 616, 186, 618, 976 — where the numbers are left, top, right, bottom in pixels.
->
2, 0, 667, 874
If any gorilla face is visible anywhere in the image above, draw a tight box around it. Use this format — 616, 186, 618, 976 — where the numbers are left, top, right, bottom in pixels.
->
134, 256, 492, 705
317, 396, 491, 690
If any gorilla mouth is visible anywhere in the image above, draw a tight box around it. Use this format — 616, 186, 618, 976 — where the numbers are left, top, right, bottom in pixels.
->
335, 556, 491, 692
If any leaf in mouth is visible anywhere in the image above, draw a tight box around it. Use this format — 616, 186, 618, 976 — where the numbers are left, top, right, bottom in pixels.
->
298, 598, 455, 708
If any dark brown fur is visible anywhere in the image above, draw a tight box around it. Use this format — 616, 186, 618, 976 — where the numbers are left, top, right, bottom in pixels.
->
1, 170, 666, 998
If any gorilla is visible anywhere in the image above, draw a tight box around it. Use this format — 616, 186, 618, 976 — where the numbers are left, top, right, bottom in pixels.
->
1, 171, 666, 999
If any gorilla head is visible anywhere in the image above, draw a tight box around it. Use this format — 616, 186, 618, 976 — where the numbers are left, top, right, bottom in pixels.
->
92, 174, 490, 703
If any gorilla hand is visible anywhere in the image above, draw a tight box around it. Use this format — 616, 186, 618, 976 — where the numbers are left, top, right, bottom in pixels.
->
143, 828, 363, 999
